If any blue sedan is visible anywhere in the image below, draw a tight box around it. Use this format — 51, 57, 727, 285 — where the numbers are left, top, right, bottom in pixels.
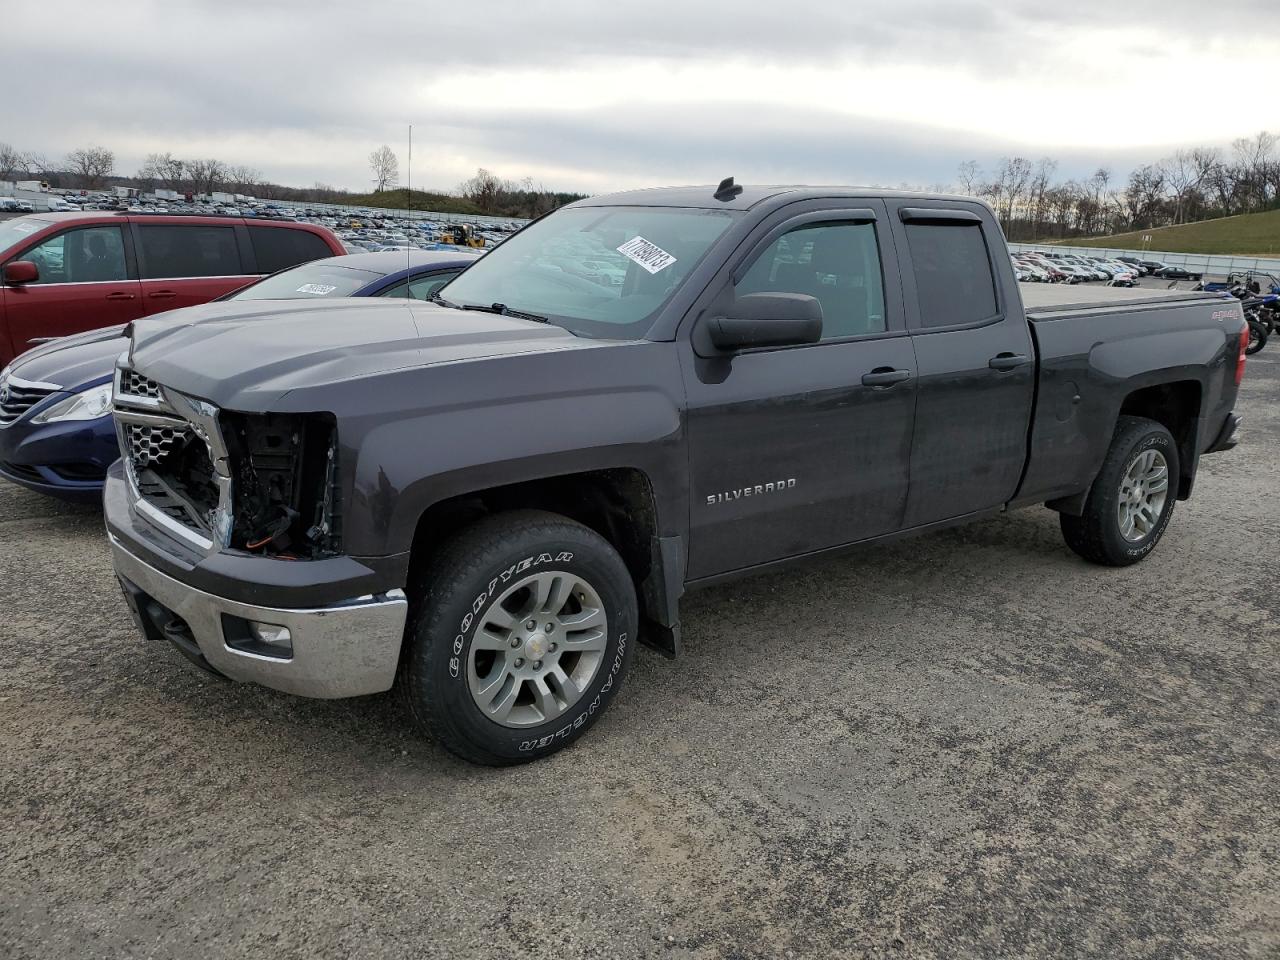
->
0, 250, 480, 502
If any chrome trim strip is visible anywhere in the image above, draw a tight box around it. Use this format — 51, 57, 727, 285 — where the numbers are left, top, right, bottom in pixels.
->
5, 373, 63, 392
112, 363, 233, 554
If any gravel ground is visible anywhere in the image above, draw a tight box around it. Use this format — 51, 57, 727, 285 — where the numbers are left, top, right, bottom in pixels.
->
2, 355, 1278, 960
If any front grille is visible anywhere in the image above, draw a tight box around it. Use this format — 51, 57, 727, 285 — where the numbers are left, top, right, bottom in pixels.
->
118, 370, 162, 402
0, 382, 57, 425
123, 422, 192, 467
114, 366, 226, 549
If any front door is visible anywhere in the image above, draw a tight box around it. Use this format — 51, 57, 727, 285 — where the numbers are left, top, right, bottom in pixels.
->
2, 224, 142, 361
887, 202, 1035, 527
681, 205, 918, 580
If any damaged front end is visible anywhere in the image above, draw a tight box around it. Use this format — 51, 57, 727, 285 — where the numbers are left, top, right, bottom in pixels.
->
113, 365, 341, 560
222, 411, 340, 558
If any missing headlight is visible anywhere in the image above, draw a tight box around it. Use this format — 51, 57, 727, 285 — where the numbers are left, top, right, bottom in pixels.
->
222, 411, 340, 559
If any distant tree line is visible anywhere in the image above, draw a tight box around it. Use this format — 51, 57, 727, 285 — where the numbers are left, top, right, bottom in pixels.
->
9, 130, 1277, 234
955, 130, 1280, 241
0, 140, 584, 219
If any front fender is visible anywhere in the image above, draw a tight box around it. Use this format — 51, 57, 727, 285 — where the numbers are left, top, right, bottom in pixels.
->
337, 341, 688, 558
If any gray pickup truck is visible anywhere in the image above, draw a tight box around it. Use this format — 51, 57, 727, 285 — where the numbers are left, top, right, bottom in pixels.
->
104, 182, 1248, 765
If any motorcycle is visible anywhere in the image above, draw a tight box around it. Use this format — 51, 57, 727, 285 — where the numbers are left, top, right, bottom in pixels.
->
1193, 276, 1278, 354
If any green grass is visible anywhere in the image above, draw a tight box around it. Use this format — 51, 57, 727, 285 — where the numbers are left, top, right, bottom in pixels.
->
1053, 208, 1280, 256
344, 188, 483, 215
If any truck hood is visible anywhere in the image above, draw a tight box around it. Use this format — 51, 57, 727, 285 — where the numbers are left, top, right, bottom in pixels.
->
9, 324, 128, 391
127, 297, 589, 409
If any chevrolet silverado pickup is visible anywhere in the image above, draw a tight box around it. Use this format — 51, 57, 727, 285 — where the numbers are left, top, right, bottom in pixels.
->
103, 182, 1248, 765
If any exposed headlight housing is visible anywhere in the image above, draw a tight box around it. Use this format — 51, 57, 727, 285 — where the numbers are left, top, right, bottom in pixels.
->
31, 383, 113, 423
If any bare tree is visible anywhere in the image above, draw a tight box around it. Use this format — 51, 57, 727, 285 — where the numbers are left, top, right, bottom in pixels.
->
369, 145, 399, 192
956, 160, 981, 197
140, 152, 187, 190
0, 143, 25, 181
186, 158, 227, 195
459, 167, 504, 213
66, 145, 115, 187
227, 165, 263, 192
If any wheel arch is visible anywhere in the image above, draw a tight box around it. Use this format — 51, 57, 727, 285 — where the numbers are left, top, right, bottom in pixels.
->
1049, 379, 1202, 516
1116, 379, 1201, 500
407, 467, 684, 656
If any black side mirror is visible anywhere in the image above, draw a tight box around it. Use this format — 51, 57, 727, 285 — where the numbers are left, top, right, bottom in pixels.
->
703, 293, 823, 352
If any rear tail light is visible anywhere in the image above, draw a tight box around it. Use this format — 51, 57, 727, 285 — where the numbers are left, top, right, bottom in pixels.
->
1235, 326, 1249, 385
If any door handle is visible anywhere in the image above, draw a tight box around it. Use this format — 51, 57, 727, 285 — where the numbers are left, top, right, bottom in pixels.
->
989, 353, 1030, 370
105, 291, 136, 301
148, 290, 177, 300
861, 367, 912, 387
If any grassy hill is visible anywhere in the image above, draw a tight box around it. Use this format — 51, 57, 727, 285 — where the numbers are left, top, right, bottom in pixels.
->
345, 188, 483, 215
1058, 208, 1280, 256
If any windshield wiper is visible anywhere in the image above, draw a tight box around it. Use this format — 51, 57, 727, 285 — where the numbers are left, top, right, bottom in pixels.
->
458, 301, 551, 324
428, 292, 460, 310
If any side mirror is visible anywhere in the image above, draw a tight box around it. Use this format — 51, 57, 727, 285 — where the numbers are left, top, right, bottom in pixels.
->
704, 293, 823, 352
2, 261, 38, 285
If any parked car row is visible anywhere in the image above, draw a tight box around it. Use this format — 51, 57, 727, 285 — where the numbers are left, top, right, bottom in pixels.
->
1011, 251, 1140, 286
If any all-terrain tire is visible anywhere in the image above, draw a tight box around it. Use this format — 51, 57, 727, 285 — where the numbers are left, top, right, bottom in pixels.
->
400, 510, 637, 765
1060, 416, 1180, 567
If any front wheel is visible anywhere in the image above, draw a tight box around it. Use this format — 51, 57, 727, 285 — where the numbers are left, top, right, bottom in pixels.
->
1246, 319, 1268, 355
400, 510, 637, 765
1060, 416, 1180, 566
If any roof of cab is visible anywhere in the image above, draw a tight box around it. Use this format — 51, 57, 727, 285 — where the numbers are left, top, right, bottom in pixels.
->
575, 184, 979, 211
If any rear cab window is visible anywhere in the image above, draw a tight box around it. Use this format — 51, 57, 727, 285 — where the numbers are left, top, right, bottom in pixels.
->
902, 218, 999, 329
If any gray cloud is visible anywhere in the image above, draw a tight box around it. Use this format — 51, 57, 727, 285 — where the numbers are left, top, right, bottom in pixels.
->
5, 0, 1277, 193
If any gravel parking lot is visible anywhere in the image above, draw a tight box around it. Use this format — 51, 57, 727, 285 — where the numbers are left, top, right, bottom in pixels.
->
2, 355, 1277, 959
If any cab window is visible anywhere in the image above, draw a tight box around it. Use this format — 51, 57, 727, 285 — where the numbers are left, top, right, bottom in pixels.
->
736, 221, 886, 340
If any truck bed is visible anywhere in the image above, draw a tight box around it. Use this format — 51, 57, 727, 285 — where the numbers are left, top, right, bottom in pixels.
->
1019, 283, 1226, 318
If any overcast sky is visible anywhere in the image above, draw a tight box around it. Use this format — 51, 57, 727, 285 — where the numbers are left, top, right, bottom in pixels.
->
9, 0, 1278, 195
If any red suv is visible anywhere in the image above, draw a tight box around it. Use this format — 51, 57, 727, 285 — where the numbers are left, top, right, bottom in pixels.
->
0, 213, 344, 366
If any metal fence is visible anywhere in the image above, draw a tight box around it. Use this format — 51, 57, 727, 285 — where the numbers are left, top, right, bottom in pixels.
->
1008, 241, 1280, 277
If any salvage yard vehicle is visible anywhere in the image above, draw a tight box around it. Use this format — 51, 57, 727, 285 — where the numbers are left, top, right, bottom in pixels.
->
0, 212, 345, 367
104, 181, 1247, 766
0, 251, 480, 501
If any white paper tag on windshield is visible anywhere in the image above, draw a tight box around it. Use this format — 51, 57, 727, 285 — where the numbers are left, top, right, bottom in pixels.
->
296, 283, 337, 295
617, 236, 677, 275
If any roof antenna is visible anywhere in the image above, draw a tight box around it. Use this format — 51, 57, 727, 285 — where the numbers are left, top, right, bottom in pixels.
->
406, 124, 413, 287
713, 176, 743, 202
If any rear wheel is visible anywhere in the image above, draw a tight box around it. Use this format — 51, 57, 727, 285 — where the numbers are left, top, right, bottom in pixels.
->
1060, 416, 1179, 566
1246, 319, 1268, 355
400, 510, 636, 765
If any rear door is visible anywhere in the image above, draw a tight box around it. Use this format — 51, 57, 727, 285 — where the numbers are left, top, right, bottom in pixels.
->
681, 201, 918, 579
887, 201, 1035, 527
0, 223, 142, 361
131, 221, 257, 312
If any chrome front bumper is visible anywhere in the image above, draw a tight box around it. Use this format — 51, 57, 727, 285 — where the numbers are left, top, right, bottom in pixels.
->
110, 534, 408, 699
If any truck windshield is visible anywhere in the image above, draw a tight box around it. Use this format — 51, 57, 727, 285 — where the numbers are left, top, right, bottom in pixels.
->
438, 206, 739, 339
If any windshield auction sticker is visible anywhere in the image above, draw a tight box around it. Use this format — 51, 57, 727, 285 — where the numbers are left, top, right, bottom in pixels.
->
296, 283, 338, 295
617, 236, 677, 274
